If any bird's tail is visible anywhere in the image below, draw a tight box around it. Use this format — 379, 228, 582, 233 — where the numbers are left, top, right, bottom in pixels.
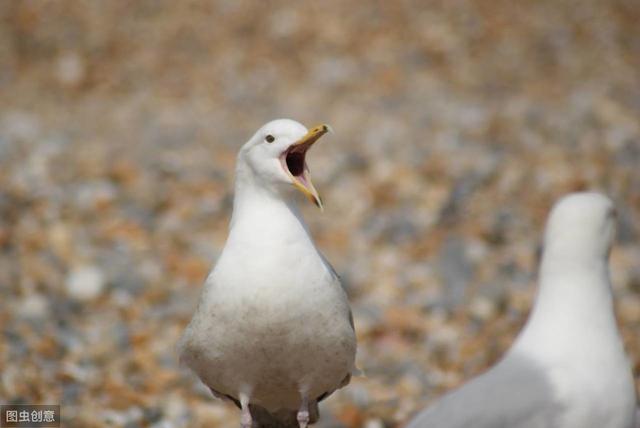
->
250, 402, 319, 428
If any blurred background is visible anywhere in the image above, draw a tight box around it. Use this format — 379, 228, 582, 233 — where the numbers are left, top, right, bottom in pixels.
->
0, 1, 639, 427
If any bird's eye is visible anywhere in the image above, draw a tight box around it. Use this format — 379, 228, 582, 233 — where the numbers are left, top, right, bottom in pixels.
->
265, 135, 275, 143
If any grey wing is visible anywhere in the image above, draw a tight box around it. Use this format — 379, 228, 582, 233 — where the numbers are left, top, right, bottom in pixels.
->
407, 354, 563, 428
316, 251, 358, 396
318, 250, 341, 282
318, 251, 356, 333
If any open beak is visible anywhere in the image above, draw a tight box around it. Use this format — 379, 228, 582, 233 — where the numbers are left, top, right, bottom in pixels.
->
280, 124, 331, 210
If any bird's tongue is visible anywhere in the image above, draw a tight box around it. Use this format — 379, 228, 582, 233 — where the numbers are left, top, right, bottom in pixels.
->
295, 169, 311, 188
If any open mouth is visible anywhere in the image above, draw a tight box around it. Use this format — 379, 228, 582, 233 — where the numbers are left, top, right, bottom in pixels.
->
284, 143, 310, 178
279, 124, 330, 208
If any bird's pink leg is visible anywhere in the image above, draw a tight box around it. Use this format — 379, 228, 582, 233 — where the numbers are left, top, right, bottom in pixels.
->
297, 396, 309, 428
239, 393, 252, 428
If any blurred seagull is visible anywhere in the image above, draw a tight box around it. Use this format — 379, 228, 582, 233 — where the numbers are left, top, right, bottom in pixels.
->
407, 192, 637, 428
179, 119, 357, 428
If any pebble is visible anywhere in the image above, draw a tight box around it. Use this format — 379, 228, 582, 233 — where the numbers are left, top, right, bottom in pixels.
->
55, 51, 86, 87
363, 418, 385, 428
65, 265, 106, 301
469, 296, 497, 321
18, 294, 49, 319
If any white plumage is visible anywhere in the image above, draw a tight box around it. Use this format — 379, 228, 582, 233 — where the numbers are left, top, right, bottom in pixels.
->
179, 119, 357, 428
408, 192, 637, 428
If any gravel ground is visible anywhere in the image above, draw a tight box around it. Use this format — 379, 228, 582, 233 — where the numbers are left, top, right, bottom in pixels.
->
1, 1, 639, 427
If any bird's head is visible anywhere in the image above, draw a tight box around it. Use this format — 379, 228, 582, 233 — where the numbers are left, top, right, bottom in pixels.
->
544, 192, 617, 260
237, 119, 330, 209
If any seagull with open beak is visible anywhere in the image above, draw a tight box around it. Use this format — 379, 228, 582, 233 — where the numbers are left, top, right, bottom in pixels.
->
179, 119, 357, 428
234, 120, 330, 211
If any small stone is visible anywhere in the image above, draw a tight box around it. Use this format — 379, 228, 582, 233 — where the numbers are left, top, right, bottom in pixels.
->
426, 323, 460, 352
469, 296, 497, 321
55, 51, 86, 87
18, 294, 49, 319
66, 265, 106, 301
364, 418, 385, 428
48, 223, 73, 262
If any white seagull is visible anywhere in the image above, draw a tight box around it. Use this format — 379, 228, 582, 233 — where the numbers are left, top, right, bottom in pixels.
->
407, 192, 638, 428
179, 119, 357, 428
